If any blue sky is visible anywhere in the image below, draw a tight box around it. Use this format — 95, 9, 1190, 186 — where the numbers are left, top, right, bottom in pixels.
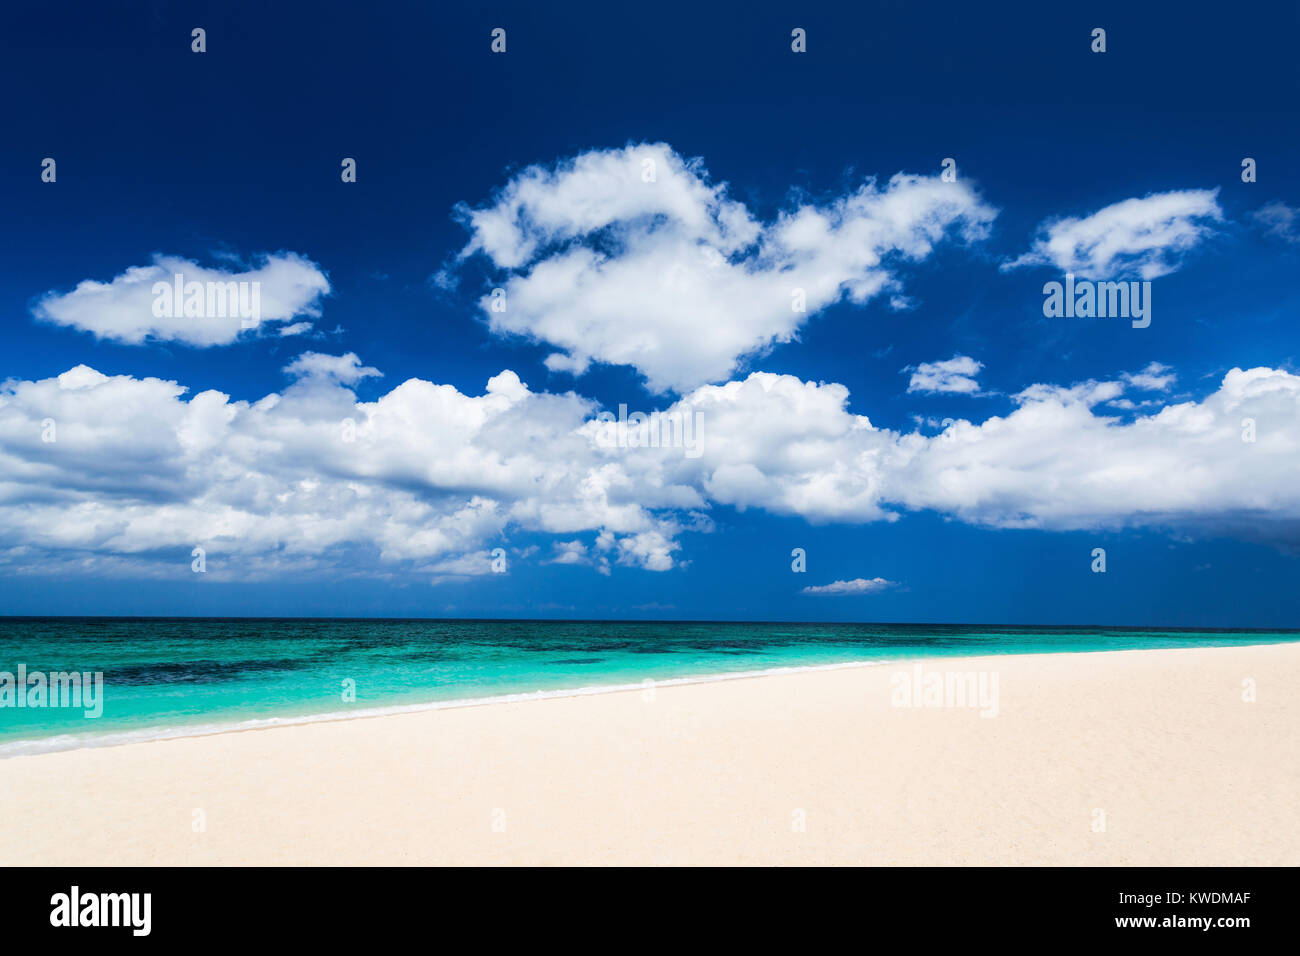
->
2, 1, 1299, 624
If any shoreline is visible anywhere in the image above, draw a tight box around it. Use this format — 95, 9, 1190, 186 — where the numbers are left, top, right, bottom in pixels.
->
4, 639, 1297, 759
3, 642, 1298, 865
0, 659, 892, 759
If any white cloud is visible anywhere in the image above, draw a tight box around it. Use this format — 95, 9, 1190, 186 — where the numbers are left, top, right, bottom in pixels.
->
906, 354, 983, 394
424, 550, 503, 584
660, 372, 896, 523
2, 356, 1299, 583
801, 577, 896, 595
456, 143, 997, 392
1121, 361, 1175, 391
658, 364, 1300, 540
548, 539, 590, 565
0, 356, 692, 580
283, 351, 381, 384
1253, 201, 1300, 243
885, 367, 1300, 536
33, 252, 330, 346
1003, 189, 1222, 279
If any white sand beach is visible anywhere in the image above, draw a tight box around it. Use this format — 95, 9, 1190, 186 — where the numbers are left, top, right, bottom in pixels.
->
2, 643, 1297, 866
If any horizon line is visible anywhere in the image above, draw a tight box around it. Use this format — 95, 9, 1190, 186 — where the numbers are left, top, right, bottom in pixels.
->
0, 614, 1295, 633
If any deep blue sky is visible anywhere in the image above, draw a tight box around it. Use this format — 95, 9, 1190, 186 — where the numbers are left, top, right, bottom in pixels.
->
2, 1, 1299, 624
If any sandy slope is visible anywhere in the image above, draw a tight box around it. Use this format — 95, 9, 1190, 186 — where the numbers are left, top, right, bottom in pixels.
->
2, 643, 1296, 866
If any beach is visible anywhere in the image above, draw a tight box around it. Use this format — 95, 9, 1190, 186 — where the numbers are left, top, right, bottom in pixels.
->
2, 642, 1297, 866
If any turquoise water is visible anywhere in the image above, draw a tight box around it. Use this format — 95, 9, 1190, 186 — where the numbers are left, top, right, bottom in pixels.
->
2, 617, 1297, 755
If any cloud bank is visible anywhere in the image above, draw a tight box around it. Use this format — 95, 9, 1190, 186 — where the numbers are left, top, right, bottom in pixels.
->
2, 355, 1298, 581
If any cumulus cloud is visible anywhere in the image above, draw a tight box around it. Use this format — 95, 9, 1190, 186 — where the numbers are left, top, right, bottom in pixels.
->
33, 252, 330, 346
455, 143, 997, 392
0, 357, 693, 580
1003, 189, 1222, 279
659, 365, 1300, 541
2, 355, 1299, 583
801, 577, 896, 595
905, 354, 983, 394
885, 367, 1300, 537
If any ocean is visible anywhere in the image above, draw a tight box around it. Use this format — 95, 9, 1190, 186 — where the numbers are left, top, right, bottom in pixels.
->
2, 617, 1296, 756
